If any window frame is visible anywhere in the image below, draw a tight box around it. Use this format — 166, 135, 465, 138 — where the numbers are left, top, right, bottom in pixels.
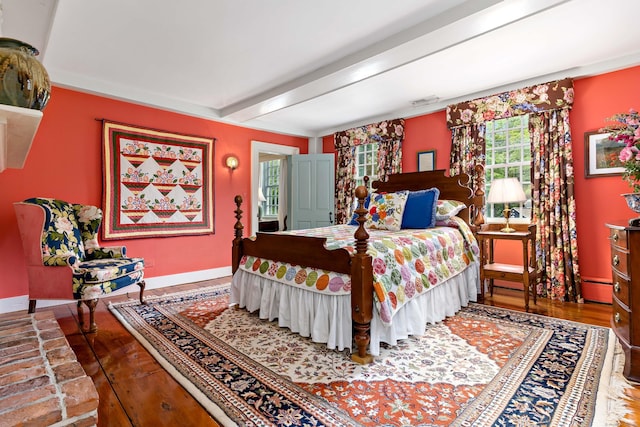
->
260, 159, 280, 219
484, 115, 532, 224
354, 143, 379, 190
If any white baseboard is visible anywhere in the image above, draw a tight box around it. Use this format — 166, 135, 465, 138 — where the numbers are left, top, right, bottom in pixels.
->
0, 266, 233, 314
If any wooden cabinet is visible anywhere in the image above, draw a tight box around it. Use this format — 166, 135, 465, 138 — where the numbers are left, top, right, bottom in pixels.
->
477, 223, 537, 310
606, 222, 640, 382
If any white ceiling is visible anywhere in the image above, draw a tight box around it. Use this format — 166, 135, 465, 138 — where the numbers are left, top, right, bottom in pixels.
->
3, 0, 640, 138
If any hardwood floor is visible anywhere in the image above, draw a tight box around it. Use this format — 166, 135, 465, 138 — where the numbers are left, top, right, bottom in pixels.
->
45, 278, 639, 426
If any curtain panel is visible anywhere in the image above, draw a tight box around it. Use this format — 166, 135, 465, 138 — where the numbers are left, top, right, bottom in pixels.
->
446, 78, 581, 302
333, 119, 405, 224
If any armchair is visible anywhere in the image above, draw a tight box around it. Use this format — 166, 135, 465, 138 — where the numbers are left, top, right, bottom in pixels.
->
14, 198, 145, 332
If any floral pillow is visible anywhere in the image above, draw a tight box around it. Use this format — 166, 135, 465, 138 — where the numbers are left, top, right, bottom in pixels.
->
435, 199, 466, 220
365, 191, 409, 231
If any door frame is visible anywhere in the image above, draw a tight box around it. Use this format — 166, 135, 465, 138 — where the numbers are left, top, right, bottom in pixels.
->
251, 141, 299, 235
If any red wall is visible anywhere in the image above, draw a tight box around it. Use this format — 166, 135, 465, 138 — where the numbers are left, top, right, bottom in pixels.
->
0, 86, 308, 300
323, 66, 640, 302
4, 66, 639, 303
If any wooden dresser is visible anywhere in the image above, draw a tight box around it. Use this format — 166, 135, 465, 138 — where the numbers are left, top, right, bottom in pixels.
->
606, 221, 640, 382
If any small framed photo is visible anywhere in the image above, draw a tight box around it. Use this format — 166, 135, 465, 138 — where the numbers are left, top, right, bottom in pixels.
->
417, 150, 436, 172
584, 131, 625, 178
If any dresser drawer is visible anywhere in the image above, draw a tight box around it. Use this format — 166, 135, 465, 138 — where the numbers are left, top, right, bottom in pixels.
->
612, 270, 630, 308
610, 246, 629, 276
610, 227, 628, 249
612, 298, 631, 344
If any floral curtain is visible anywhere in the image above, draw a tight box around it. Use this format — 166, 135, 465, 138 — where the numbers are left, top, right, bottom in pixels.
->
446, 78, 581, 302
530, 110, 582, 302
333, 118, 405, 224
449, 123, 486, 191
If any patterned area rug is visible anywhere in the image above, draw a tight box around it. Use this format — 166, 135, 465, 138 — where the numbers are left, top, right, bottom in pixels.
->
109, 284, 630, 426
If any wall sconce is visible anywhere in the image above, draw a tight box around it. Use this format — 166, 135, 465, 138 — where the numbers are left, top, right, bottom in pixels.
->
226, 155, 239, 171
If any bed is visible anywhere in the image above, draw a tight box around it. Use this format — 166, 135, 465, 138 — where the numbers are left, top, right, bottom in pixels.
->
231, 169, 485, 364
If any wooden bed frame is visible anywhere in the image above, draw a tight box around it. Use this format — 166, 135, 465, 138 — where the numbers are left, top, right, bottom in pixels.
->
232, 169, 485, 364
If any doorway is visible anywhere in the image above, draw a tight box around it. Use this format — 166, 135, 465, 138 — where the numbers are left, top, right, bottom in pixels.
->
250, 141, 299, 235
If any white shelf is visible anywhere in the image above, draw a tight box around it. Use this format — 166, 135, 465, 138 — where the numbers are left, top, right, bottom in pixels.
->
0, 104, 43, 173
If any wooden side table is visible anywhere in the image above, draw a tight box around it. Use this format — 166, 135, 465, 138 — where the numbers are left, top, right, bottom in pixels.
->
477, 223, 537, 310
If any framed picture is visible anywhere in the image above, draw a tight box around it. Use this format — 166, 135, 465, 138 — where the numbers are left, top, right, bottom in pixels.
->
417, 150, 436, 172
584, 131, 625, 178
101, 120, 216, 239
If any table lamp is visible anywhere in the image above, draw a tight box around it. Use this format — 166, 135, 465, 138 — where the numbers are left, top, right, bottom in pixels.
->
486, 177, 526, 232
257, 187, 266, 220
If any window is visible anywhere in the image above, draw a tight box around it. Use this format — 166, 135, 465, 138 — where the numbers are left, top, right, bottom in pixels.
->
485, 116, 532, 220
354, 143, 378, 189
260, 159, 280, 217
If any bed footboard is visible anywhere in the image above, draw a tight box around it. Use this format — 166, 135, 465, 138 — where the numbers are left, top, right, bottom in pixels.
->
232, 189, 375, 364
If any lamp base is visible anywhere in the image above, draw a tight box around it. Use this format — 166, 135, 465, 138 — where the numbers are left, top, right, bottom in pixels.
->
500, 208, 516, 233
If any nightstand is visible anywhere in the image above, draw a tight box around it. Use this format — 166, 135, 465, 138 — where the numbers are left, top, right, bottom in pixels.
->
477, 223, 537, 310
258, 219, 279, 232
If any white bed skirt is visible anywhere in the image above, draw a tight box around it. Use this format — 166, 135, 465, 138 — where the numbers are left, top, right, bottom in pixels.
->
230, 262, 479, 356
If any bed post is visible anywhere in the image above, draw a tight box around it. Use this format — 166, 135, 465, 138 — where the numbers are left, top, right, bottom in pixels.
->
470, 164, 486, 230
351, 185, 374, 364
232, 195, 244, 274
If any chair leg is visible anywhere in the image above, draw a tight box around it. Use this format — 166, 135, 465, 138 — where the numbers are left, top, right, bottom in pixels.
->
28, 300, 36, 314
137, 280, 146, 304
77, 301, 84, 329
82, 299, 99, 333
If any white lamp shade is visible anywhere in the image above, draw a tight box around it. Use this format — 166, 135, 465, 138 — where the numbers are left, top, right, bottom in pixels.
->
258, 187, 267, 202
487, 178, 526, 204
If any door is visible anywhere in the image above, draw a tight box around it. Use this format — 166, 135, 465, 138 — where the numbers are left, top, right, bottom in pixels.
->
289, 153, 335, 229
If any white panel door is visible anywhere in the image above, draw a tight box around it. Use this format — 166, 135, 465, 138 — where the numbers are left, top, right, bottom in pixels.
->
290, 153, 335, 230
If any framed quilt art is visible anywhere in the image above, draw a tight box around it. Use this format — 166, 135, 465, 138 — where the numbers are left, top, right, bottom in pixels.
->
102, 121, 215, 239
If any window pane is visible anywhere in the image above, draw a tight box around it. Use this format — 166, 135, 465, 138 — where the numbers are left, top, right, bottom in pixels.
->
507, 166, 520, 178
508, 147, 521, 162
494, 149, 506, 164
493, 168, 506, 180
494, 132, 506, 147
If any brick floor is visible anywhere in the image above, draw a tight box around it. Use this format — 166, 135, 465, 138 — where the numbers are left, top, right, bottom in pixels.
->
0, 311, 98, 426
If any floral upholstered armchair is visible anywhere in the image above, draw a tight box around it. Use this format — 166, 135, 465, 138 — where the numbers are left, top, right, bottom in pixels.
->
14, 198, 145, 332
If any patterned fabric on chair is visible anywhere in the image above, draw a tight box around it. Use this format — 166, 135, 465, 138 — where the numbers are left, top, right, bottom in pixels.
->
14, 198, 145, 332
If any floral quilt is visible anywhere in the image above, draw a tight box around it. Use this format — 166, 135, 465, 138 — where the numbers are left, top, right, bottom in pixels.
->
238, 216, 479, 326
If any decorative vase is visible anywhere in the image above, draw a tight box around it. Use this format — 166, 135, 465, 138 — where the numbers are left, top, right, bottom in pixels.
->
0, 38, 50, 110
622, 192, 640, 226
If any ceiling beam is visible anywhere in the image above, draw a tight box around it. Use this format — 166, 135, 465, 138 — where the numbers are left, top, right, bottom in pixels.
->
220, 0, 570, 123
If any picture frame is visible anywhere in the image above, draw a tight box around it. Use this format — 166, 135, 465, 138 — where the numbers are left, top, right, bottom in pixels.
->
417, 150, 436, 172
584, 130, 625, 178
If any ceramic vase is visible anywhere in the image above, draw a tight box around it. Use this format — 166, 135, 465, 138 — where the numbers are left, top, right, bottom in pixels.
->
0, 38, 50, 110
622, 192, 640, 226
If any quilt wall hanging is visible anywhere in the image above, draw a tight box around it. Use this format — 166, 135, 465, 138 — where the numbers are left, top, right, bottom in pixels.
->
101, 120, 215, 239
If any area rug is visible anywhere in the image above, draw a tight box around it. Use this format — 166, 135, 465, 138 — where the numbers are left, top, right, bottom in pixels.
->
109, 284, 630, 426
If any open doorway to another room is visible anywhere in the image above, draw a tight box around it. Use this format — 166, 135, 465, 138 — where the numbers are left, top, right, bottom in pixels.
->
250, 141, 299, 235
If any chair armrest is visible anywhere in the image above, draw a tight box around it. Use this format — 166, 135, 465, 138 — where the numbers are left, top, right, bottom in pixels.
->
43, 254, 79, 268
85, 246, 126, 260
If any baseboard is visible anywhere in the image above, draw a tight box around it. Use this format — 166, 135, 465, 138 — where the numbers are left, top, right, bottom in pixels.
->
0, 266, 233, 314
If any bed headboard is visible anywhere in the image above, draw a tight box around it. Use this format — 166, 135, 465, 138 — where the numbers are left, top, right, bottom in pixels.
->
371, 169, 485, 227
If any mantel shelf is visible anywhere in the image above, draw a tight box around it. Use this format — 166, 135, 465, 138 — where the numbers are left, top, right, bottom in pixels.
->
0, 104, 43, 173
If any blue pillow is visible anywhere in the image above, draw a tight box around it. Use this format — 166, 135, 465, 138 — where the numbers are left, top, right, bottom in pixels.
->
348, 194, 370, 225
401, 188, 440, 229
